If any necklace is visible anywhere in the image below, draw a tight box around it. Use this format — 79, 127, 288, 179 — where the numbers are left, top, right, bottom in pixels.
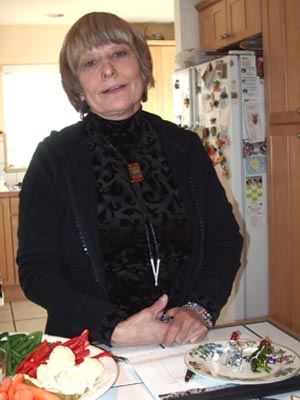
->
128, 162, 144, 183
134, 182, 161, 287
103, 126, 161, 287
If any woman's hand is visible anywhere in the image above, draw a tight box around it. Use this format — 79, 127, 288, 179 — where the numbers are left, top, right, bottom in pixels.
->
110, 294, 170, 346
162, 306, 209, 346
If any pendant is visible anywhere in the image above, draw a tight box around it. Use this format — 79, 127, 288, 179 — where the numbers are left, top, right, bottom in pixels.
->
150, 258, 160, 286
128, 162, 144, 183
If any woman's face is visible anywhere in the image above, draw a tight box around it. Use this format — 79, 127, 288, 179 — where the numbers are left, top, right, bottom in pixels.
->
76, 42, 144, 120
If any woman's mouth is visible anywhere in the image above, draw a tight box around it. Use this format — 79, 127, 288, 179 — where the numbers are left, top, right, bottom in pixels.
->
103, 84, 126, 94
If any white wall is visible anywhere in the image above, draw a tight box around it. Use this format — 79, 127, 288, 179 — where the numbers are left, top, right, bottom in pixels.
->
174, 0, 200, 53
0, 135, 4, 181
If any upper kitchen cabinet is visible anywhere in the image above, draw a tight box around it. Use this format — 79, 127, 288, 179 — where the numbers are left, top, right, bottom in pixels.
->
143, 40, 176, 122
262, 0, 300, 124
195, 0, 262, 49
197, 0, 227, 49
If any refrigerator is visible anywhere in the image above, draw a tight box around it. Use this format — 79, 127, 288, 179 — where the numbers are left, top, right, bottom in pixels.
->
173, 51, 268, 324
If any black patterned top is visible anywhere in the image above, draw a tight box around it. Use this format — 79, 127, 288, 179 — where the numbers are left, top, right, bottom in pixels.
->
86, 109, 193, 317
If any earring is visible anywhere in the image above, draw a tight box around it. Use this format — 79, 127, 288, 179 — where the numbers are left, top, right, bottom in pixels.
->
79, 108, 85, 120
79, 99, 89, 120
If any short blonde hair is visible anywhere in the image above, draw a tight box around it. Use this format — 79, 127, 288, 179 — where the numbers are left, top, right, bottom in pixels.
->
60, 12, 154, 112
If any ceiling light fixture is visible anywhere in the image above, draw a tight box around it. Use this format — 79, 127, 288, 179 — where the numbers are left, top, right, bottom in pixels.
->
46, 13, 65, 18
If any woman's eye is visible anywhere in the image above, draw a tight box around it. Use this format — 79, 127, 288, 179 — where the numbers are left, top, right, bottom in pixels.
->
114, 50, 127, 58
84, 59, 97, 67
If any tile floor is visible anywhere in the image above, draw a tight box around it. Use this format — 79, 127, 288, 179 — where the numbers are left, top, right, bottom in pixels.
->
0, 300, 47, 333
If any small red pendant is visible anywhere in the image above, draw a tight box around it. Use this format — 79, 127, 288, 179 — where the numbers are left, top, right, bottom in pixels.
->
128, 162, 144, 183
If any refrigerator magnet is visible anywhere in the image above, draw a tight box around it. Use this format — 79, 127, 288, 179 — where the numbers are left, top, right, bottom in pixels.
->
202, 63, 214, 88
213, 80, 221, 91
215, 60, 227, 79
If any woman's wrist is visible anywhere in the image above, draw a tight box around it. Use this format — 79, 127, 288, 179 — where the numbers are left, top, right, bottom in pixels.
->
182, 302, 214, 329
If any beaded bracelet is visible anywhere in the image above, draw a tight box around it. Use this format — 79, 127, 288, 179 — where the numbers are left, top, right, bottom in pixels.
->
182, 302, 214, 329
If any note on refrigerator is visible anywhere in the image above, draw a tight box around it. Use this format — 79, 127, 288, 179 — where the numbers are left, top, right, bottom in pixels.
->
243, 100, 264, 142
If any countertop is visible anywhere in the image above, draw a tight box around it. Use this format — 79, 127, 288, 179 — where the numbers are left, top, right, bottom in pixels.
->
0, 189, 19, 198
0, 181, 20, 198
99, 320, 300, 400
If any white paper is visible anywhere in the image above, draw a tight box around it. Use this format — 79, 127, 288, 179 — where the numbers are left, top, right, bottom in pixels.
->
102, 323, 300, 400
243, 100, 264, 142
112, 325, 260, 399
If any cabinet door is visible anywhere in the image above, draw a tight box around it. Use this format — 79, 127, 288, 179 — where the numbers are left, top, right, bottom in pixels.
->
226, 0, 262, 44
145, 45, 161, 117
160, 45, 176, 122
10, 197, 20, 285
198, 0, 227, 49
268, 124, 300, 333
196, 0, 261, 49
262, 0, 300, 124
0, 198, 15, 286
143, 41, 176, 122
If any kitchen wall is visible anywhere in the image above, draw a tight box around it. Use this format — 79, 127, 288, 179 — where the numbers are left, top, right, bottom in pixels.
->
174, 0, 200, 53
0, 22, 174, 186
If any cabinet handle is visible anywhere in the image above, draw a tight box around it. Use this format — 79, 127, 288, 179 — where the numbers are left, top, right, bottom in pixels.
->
297, 133, 300, 139
221, 33, 231, 40
297, 108, 300, 113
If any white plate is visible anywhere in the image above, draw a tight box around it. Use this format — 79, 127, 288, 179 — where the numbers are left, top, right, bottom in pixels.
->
184, 339, 300, 384
42, 335, 119, 399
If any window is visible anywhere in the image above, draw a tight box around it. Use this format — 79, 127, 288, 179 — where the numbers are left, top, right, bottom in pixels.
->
2, 64, 79, 170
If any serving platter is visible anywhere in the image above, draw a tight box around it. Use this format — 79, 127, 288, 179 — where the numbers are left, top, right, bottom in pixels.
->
43, 335, 119, 399
184, 339, 300, 385
0, 333, 119, 399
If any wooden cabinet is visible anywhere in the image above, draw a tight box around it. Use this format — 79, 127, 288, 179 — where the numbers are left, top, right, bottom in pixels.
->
197, 0, 227, 49
262, 0, 300, 124
267, 125, 300, 333
10, 197, 20, 287
143, 40, 176, 122
0, 192, 24, 301
0, 197, 15, 286
262, 0, 300, 334
196, 0, 262, 49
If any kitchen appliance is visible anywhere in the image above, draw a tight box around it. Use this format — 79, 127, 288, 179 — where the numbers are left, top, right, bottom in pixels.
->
173, 52, 268, 323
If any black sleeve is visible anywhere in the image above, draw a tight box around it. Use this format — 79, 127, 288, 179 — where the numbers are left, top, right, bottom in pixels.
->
184, 132, 243, 323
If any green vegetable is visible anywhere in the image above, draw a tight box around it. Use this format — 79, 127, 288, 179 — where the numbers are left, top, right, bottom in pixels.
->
0, 330, 43, 376
0, 331, 8, 341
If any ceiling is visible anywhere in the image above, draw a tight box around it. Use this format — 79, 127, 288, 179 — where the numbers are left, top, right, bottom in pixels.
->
0, 0, 175, 25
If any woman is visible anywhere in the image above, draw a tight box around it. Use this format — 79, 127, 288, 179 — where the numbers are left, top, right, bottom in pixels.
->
17, 12, 243, 347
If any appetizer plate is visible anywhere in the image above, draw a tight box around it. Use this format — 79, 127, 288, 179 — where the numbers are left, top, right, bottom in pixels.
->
42, 335, 119, 399
184, 339, 300, 385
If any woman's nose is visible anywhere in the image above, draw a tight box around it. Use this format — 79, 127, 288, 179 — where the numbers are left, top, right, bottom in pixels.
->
100, 60, 116, 79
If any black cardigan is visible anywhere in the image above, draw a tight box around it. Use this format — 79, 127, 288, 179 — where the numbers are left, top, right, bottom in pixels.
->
17, 110, 243, 344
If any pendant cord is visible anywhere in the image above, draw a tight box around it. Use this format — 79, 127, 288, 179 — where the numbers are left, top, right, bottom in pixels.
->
134, 184, 160, 286
100, 124, 161, 286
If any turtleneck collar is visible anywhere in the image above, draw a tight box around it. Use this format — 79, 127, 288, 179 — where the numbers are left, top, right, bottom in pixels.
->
88, 107, 143, 136
86, 107, 144, 162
